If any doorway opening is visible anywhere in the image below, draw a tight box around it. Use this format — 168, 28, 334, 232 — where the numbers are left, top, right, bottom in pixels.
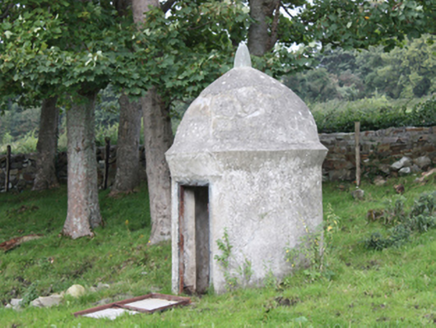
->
179, 185, 210, 294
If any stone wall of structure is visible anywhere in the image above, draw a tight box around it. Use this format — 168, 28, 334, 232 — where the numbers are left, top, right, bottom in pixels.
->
0, 146, 146, 192
1, 125, 435, 192
320, 126, 436, 181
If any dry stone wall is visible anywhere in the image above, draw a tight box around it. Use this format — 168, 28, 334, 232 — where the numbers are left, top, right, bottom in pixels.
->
0, 146, 146, 192
1, 126, 435, 192
320, 126, 436, 181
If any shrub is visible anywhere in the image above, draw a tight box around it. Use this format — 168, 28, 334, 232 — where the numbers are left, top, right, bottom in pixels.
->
363, 232, 389, 251
0, 130, 38, 154
363, 225, 411, 251
408, 214, 436, 233
381, 196, 407, 225
95, 123, 119, 147
363, 192, 436, 250
410, 192, 436, 217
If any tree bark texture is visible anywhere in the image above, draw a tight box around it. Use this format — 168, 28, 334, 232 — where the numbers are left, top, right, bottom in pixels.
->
132, 0, 173, 244
63, 93, 102, 239
142, 87, 173, 244
132, 0, 158, 25
110, 93, 142, 194
32, 97, 60, 191
248, 0, 281, 56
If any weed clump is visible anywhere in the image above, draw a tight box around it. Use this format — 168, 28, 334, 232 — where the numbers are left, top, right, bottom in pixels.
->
214, 228, 253, 290
19, 283, 39, 307
284, 203, 340, 282
363, 192, 436, 250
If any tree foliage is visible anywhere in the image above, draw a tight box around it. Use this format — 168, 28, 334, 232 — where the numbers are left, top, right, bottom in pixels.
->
305, 0, 436, 51
0, 0, 252, 109
285, 34, 436, 103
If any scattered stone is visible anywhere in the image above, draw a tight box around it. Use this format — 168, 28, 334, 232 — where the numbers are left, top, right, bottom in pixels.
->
391, 157, 412, 171
31, 294, 63, 308
66, 284, 86, 298
351, 189, 365, 200
10, 298, 23, 307
413, 156, 431, 170
90, 283, 110, 293
6, 298, 23, 310
373, 176, 386, 186
97, 282, 110, 289
399, 167, 411, 175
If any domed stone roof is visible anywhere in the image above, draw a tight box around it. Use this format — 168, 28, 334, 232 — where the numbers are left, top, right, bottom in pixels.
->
167, 64, 322, 155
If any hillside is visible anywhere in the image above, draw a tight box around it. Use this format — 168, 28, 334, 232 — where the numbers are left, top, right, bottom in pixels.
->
0, 174, 436, 327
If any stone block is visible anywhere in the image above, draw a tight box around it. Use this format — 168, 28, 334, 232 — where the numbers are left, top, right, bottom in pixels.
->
406, 127, 426, 133
411, 164, 421, 173
399, 167, 411, 175
413, 156, 432, 170
391, 144, 407, 152
31, 294, 63, 308
23, 173, 35, 181
379, 164, 391, 175
377, 144, 390, 152
329, 169, 353, 181
391, 157, 412, 170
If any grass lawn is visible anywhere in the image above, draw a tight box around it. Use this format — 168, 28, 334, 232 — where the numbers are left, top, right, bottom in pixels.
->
0, 173, 435, 327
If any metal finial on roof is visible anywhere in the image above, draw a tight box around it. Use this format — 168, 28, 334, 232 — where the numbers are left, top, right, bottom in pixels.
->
234, 43, 252, 68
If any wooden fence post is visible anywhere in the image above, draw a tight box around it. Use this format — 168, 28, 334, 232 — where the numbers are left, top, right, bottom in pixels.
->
103, 137, 110, 190
5, 145, 11, 192
355, 122, 361, 188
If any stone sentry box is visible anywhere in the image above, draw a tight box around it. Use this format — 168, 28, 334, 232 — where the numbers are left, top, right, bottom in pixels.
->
166, 44, 328, 294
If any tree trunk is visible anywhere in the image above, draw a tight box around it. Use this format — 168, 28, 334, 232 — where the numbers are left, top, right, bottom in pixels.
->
63, 92, 102, 239
248, 0, 280, 56
110, 93, 142, 195
132, 0, 173, 244
132, 0, 157, 23
142, 87, 173, 244
32, 97, 60, 191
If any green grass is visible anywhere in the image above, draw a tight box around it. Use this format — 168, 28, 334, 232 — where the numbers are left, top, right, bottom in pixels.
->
1, 174, 436, 327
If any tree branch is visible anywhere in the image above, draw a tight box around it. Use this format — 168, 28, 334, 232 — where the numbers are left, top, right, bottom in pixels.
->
269, 0, 281, 50
187, 21, 211, 31
0, 3, 14, 21
161, 0, 178, 14
280, 3, 294, 19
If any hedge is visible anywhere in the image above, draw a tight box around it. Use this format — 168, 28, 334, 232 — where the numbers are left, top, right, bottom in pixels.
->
313, 97, 436, 133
